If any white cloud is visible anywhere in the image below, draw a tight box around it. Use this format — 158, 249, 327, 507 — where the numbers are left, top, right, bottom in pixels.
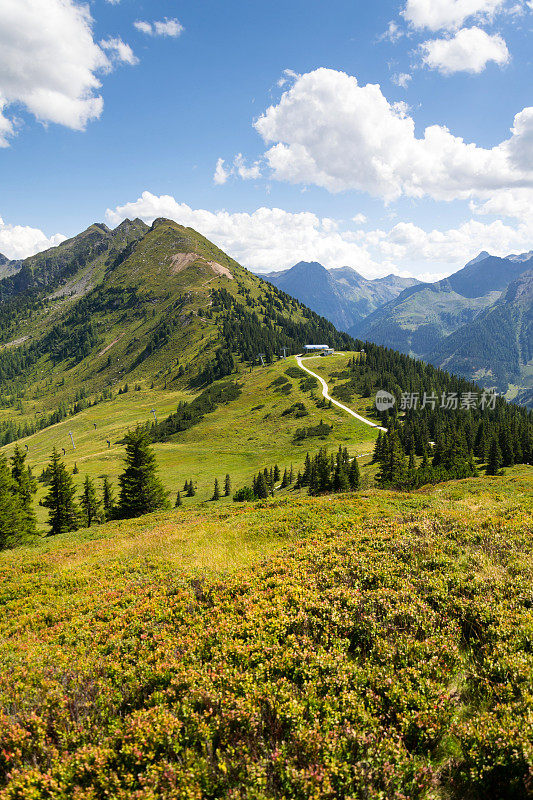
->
104, 191, 533, 278
0, 1, 105, 131
392, 72, 412, 88
133, 21, 152, 35
402, 0, 506, 31
134, 18, 184, 37
100, 37, 138, 66
0, 217, 66, 260
352, 213, 367, 224
381, 21, 405, 42
233, 153, 262, 180
213, 154, 262, 184
421, 27, 509, 73
213, 158, 230, 185
250, 68, 533, 202
0, 0, 136, 143
277, 69, 300, 88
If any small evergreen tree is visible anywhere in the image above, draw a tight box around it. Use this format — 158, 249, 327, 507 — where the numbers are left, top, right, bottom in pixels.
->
348, 457, 361, 490
0, 455, 27, 549
212, 478, 220, 501
10, 444, 36, 535
175, 491, 183, 507
224, 474, 231, 497
80, 476, 101, 527
486, 438, 503, 476
42, 448, 79, 536
101, 476, 115, 520
117, 426, 169, 518
186, 479, 195, 497
73, 462, 79, 475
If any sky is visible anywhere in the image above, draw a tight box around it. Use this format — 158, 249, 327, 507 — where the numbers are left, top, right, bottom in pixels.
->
0, 0, 532, 280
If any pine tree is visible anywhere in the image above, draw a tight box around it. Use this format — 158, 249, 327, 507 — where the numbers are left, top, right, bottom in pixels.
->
486, 438, 503, 476
281, 468, 288, 488
183, 479, 189, 493
212, 478, 220, 501
72, 462, 79, 475
175, 491, 183, 507
10, 444, 36, 535
80, 476, 101, 527
274, 464, 280, 482
42, 448, 79, 536
289, 464, 294, 484
224, 474, 231, 497
117, 426, 169, 518
186, 479, 195, 497
101, 476, 115, 520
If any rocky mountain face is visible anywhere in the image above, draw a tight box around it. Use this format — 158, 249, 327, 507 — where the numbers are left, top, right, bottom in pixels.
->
263, 261, 420, 332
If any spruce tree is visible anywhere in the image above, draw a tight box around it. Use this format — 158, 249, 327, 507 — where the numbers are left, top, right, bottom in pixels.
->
117, 426, 169, 518
10, 444, 36, 535
175, 491, 183, 507
348, 457, 361, 490
224, 474, 231, 496
0, 455, 27, 549
102, 476, 115, 520
42, 448, 79, 536
255, 471, 268, 499
274, 464, 280, 482
486, 438, 503, 476
80, 476, 101, 527
186, 479, 195, 497
212, 478, 220, 501
281, 468, 288, 488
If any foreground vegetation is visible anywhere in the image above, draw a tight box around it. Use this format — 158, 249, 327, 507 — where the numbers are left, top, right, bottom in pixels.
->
0, 468, 532, 799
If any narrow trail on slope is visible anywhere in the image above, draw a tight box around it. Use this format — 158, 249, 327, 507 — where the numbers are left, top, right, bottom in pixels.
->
295, 355, 388, 434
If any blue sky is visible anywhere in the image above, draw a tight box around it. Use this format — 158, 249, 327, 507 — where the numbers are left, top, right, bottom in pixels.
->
0, 0, 532, 278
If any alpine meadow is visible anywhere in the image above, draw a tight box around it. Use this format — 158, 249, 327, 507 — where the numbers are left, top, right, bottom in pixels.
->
1, 0, 533, 798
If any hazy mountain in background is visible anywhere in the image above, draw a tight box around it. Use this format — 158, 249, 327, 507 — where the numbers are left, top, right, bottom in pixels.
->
263, 261, 420, 332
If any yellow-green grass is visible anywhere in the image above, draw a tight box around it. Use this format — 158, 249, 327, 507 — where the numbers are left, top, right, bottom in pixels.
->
2, 354, 379, 532
2, 466, 531, 606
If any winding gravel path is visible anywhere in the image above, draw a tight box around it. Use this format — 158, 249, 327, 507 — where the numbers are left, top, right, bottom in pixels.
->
295, 355, 388, 433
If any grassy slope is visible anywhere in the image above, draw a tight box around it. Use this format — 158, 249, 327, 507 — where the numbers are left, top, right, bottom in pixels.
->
0, 468, 532, 798
2, 353, 379, 530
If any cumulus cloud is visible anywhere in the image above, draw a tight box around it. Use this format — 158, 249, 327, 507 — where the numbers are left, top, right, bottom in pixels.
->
100, 37, 138, 66
250, 68, 533, 202
0, 0, 135, 143
134, 18, 184, 37
421, 27, 509, 73
0, 217, 66, 260
104, 191, 533, 278
402, 0, 506, 31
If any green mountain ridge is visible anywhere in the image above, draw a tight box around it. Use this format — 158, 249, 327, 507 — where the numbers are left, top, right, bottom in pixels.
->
0, 218, 354, 415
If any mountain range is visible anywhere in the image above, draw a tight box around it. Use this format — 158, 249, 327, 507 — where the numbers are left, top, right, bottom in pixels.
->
262, 253, 533, 406
264, 261, 420, 332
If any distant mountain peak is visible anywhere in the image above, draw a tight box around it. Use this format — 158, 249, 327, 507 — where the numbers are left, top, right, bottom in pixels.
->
0, 253, 10, 266
465, 251, 491, 267
506, 250, 533, 263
